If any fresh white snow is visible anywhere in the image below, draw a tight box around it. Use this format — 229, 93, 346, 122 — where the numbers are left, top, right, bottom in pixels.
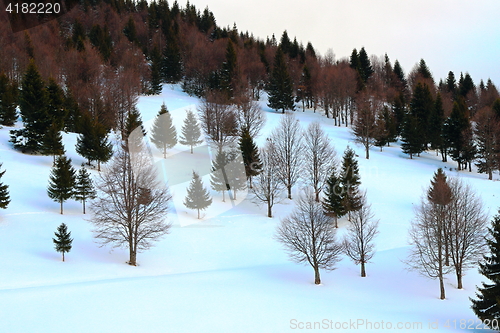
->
0, 84, 498, 332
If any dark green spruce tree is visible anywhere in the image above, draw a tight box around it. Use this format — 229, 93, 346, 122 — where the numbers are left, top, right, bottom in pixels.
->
0, 73, 18, 126
340, 146, 362, 220
149, 46, 163, 95
47, 155, 76, 214
267, 46, 294, 113
179, 110, 203, 153
401, 113, 423, 159
184, 171, 212, 219
428, 92, 446, 161
410, 82, 434, 149
41, 121, 65, 164
73, 166, 96, 214
322, 169, 346, 228
52, 223, 73, 262
471, 211, 500, 328
0, 163, 10, 210
445, 97, 469, 170
151, 103, 177, 158
161, 31, 183, 83
46, 78, 67, 130
239, 127, 262, 189
76, 113, 113, 172
10, 59, 51, 152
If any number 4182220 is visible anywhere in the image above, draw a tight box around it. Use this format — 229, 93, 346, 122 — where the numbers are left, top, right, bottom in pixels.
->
443, 319, 499, 330
5, 2, 61, 14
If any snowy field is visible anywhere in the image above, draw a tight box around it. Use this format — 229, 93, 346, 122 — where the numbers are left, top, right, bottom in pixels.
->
0, 84, 499, 332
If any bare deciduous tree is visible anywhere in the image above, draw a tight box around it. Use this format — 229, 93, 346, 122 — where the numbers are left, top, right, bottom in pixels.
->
270, 113, 304, 199
251, 140, 284, 218
234, 92, 265, 138
198, 92, 239, 151
407, 168, 488, 298
303, 122, 336, 202
407, 198, 453, 300
343, 195, 379, 277
447, 178, 488, 289
90, 143, 171, 266
276, 190, 343, 284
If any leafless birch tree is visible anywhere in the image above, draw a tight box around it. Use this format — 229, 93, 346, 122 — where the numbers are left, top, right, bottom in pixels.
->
343, 195, 379, 277
303, 122, 336, 201
251, 139, 284, 218
90, 143, 171, 266
270, 113, 304, 199
276, 190, 343, 284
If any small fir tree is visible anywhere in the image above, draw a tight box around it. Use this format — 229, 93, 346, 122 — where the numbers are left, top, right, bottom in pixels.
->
184, 171, 212, 219
41, 122, 65, 164
73, 166, 96, 214
179, 110, 203, 153
471, 211, 500, 328
322, 169, 346, 228
47, 155, 76, 214
53, 223, 73, 262
151, 103, 177, 158
0, 163, 10, 209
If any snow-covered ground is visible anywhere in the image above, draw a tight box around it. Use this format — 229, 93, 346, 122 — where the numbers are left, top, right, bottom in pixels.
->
0, 84, 498, 332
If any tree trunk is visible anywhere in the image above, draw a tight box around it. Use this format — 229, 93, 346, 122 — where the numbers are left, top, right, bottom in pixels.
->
489, 170, 492, 180
314, 265, 321, 285
222, 190, 225, 202
190, 145, 193, 154
129, 246, 137, 266
197, 208, 200, 219
361, 261, 366, 277
334, 215, 338, 228
249, 177, 253, 189
439, 275, 446, 300
62, 252, 65, 262
83, 199, 86, 214
98, 160, 101, 172
456, 270, 463, 289
163, 147, 167, 159
60, 201, 63, 214
267, 202, 272, 218
365, 146, 369, 159
287, 185, 292, 199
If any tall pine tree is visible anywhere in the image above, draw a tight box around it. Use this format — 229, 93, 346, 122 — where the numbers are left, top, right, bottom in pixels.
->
471, 210, 500, 328
267, 47, 294, 113
340, 146, 362, 220
151, 103, 177, 158
47, 155, 76, 214
53, 223, 73, 262
75, 113, 113, 172
239, 127, 262, 188
10, 60, 51, 152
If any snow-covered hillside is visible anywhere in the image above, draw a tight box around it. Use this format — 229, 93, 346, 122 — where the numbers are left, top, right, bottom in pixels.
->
0, 85, 498, 332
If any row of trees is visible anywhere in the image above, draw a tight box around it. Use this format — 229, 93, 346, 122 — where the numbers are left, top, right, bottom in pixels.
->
276, 190, 379, 284
407, 168, 488, 299
47, 157, 96, 214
